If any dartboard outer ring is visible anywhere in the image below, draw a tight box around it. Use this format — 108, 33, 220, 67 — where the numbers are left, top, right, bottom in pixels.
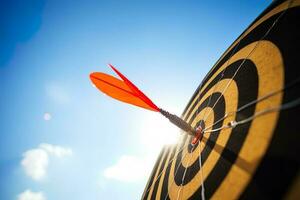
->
142, 0, 300, 199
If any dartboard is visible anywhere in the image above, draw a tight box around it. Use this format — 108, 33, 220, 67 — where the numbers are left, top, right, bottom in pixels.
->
142, 0, 300, 199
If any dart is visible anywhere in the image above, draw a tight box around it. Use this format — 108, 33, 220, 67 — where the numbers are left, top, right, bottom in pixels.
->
89, 64, 203, 143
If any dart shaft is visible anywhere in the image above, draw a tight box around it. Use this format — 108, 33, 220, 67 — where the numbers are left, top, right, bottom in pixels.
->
159, 108, 196, 136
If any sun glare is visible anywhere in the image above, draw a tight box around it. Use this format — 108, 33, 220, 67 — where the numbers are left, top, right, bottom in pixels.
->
139, 114, 181, 152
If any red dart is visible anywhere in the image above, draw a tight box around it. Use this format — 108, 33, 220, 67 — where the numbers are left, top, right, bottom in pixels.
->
90, 64, 202, 142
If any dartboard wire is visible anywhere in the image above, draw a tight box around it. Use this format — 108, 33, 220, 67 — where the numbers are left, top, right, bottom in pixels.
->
143, 142, 190, 198
197, 15, 250, 129
203, 96, 300, 134
163, 142, 192, 200
193, 88, 206, 200
182, 37, 242, 200
176, 145, 196, 200
198, 140, 205, 200
197, 98, 206, 198
197, 36, 243, 130
195, 71, 206, 199
165, 40, 242, 198
200, 0, 293, 130
202, 76, 300, 132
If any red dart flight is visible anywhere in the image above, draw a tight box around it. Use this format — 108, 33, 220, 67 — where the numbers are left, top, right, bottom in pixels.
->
89, 64, 202, 144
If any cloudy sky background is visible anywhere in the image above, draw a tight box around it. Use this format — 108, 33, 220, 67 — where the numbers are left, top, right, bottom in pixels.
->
0, 0, 269, 199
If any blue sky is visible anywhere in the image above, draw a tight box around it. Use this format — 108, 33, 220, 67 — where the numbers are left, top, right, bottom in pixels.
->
0, 0, 270, 199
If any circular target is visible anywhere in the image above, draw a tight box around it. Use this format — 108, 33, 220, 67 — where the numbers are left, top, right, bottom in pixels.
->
142, 1, 300, 199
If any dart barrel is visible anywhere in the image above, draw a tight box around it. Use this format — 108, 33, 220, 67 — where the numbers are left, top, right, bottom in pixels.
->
159, 108, 196, 136
142, 0, 300, 199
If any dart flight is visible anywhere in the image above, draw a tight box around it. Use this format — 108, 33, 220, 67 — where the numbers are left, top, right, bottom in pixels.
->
90, 64, 159, 112
89, 64, 201, 140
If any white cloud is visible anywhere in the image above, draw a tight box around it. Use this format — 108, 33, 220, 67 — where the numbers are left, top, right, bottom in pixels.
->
103, 155, 153, 182
18, 190, 46, 200
21, 149, 49, 181
39, 143, 72, 157
21, 143, 72, 181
